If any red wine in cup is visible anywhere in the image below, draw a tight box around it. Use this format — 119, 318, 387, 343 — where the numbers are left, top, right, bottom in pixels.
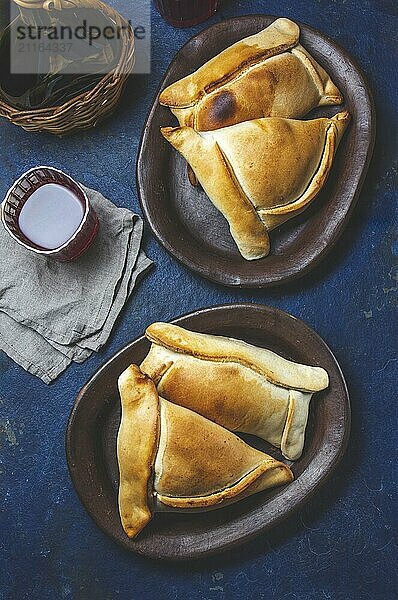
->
155, 0, 219, 28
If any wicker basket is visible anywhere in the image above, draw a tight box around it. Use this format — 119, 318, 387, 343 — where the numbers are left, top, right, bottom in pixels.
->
0, 0, 135, 135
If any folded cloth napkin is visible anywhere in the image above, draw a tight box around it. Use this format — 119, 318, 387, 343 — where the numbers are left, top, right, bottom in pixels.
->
0, 185, 152, 383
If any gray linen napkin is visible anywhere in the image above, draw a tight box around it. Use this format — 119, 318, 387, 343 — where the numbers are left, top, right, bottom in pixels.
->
0, 185, 152, 383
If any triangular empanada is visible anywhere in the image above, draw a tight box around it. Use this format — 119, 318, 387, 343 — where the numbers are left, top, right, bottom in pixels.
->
159, 18, 342, 131
161, 111, 350, 259
117, 365, 293, 538
140, 323, 329, 462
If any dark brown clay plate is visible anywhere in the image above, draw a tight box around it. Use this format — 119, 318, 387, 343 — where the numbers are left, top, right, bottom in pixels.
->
66, 304, 350, 559
137, 15, 375, 288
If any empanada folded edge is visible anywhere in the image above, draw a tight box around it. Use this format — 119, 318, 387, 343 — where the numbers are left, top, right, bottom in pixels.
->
159, 18, 343, 130
117, 364, 293, 538
161, 124, 270, 260
258, 110, 350, 224
117, 365, 159, 539
159, 17, 301, 109
144, 322, 329, 393
141, 323, 329, 462
161, 110, 350, 260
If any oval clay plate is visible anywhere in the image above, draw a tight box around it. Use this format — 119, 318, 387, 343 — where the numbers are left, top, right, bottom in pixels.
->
137, 15, 375, 288
66, 304, 350, 559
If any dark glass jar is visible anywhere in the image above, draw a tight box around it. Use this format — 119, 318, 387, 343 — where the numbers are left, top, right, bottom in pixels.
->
155, 0, 219, 28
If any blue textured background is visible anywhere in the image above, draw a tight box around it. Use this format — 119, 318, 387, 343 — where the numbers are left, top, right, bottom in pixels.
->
0, 1, 397, 598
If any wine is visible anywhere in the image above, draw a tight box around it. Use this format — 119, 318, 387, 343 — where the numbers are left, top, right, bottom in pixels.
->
155, 0, 219, 28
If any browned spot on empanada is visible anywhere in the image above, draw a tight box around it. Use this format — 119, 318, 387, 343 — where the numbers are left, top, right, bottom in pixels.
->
199, 90, 238, 129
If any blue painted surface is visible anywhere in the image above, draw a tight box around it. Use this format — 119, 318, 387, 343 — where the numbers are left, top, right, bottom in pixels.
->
0, 1, 397, 598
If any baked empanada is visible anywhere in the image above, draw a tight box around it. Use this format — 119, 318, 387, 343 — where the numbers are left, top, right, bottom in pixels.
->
159, 18, 342, 131
161, 111, 350, 259
141, 323, 329, 461
117, 365, 293, 538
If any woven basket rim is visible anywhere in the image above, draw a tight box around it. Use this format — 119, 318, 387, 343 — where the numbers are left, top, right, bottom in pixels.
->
0, 0, 135, 117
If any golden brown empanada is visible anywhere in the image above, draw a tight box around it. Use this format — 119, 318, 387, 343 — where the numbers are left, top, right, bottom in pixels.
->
161, 111, 350, 259
141, 323, 329, 462
159, 18, 342, 131
117, 365, 293, 538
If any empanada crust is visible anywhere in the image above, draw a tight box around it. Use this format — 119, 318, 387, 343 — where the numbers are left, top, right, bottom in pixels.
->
160, 18, 342, 131
155, 398, 281, 499
117, 366, 159, 539
144, 322, 329, 392
141, 323, 329, 461
155, 357, 290, 447
117, 365, 293, 538
161, 111, 350, 260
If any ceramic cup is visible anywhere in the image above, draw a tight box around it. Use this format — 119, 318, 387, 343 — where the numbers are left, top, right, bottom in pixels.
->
1, 166, 99, 261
